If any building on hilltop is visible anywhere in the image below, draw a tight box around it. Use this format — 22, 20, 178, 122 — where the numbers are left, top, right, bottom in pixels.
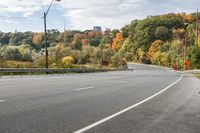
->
93, 26, 102, 32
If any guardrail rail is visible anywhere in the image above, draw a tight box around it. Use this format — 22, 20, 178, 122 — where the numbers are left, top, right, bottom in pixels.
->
0, 68, 125, 77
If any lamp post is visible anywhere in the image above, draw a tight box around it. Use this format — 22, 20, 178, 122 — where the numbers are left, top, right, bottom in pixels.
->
44, 0, 61, 74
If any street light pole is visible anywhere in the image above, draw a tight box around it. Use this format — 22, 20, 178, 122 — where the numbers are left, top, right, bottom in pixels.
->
44, 12, 48, 73
196, 8, 199, 46
183, 34, 187, 71
43, 0, 61, 74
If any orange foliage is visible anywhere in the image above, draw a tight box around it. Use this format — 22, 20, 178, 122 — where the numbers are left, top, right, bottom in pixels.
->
32, 33, 42, 45
148, 40, 163, 58
112, 33, 123, 51
184, 60, 191, 70
177, 13, 193, 23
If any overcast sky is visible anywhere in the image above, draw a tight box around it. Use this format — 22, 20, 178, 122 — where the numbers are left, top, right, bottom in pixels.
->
0, 0, 199, 32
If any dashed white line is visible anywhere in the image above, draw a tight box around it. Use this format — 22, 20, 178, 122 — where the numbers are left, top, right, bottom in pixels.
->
0, 100, 5, 102
74, 87, 94, 91
117, 81, 127, 84
73, 75, 183, 133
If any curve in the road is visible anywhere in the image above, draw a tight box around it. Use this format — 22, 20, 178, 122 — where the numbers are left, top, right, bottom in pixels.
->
74, 74, 183, 133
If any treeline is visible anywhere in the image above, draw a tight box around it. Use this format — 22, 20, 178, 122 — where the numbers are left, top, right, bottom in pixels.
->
0, 13, 200, 69
119, 13, 200, 69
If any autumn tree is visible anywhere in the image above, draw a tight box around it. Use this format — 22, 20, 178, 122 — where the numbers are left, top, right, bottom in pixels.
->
148, 40, 163, 64
32, 33, 43, 45
71, 33, 86, 50
112, 33, 123, 51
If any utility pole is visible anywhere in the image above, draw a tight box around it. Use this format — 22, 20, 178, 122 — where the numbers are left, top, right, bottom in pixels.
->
64, 20, 66, 31
183, 34, 187, 71
64, 20, 67, 47
44, 12, 48, 73
43, 0, 61, 74
196, 8, 199, 46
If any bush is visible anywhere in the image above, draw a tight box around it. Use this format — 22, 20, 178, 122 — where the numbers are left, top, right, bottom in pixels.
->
62, 56, 74, 68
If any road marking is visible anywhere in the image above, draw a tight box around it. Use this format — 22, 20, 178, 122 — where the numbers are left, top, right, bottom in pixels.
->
0, 100, 5, 102
73, 75, 183, 133
117, 81, 127, 84
74, 87, 94, 91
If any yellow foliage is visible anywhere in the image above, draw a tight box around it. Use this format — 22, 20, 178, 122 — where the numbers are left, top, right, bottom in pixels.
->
198, 34, 200, 47
148, 40, 163, 58
62, 56, 74, 68
55, 43, 65, 49
104, 44, 111, 49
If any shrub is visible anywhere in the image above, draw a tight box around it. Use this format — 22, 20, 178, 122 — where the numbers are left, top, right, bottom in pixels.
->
62, 56, 74, 68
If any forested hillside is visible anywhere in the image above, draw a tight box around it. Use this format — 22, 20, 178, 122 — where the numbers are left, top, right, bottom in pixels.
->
0, 13, 200, 69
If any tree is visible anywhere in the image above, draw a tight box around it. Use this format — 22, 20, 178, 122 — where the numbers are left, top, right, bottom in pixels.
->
190, 47, 200, 69
32, 33, 43, 45
0, 32, 10, 44
71, 33, 85, 50
130, 14, 184, 52
111, 29, 120, 38
99, 35, 112, 47
5, 46, 22, 60
155, 26, 171, 41
18, 44, 33, 61
121, 24, 130, 38
10, 32, 24, 45
112, 33, 123, 51
148, 40, 163, 59
89, 38, 100, 47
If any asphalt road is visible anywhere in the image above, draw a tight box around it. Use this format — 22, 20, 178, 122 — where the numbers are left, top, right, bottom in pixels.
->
0, 64, 200, 133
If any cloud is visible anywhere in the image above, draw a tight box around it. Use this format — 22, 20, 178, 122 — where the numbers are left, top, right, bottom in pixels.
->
60, 0, 146, 29
0, 20, 18, 24
0, 0, 54, 17
60, 0, 198, 30
0, 0, 199, 31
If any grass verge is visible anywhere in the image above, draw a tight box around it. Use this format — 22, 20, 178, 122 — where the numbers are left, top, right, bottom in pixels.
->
195, 74, 200, 79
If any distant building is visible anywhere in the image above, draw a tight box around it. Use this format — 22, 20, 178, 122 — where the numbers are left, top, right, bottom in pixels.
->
93, 26, 102, 32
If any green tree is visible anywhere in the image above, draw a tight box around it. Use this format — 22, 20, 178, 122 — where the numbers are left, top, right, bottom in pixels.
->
5, 46, 22, 60
155, 26, 171, 41
190, 47, 200, 69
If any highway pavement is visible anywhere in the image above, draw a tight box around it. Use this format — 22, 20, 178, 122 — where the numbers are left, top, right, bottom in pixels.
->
0, 64, 200, 133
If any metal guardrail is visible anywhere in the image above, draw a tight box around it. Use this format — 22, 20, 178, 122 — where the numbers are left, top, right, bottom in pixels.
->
183, 70, 200, 73
0, 68, 124, 76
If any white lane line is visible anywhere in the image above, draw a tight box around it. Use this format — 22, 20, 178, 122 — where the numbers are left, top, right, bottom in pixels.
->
74, 87, 94, 91
117, 81, 127, 84
73, 75, 183, 133
0, 100, 5, 102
